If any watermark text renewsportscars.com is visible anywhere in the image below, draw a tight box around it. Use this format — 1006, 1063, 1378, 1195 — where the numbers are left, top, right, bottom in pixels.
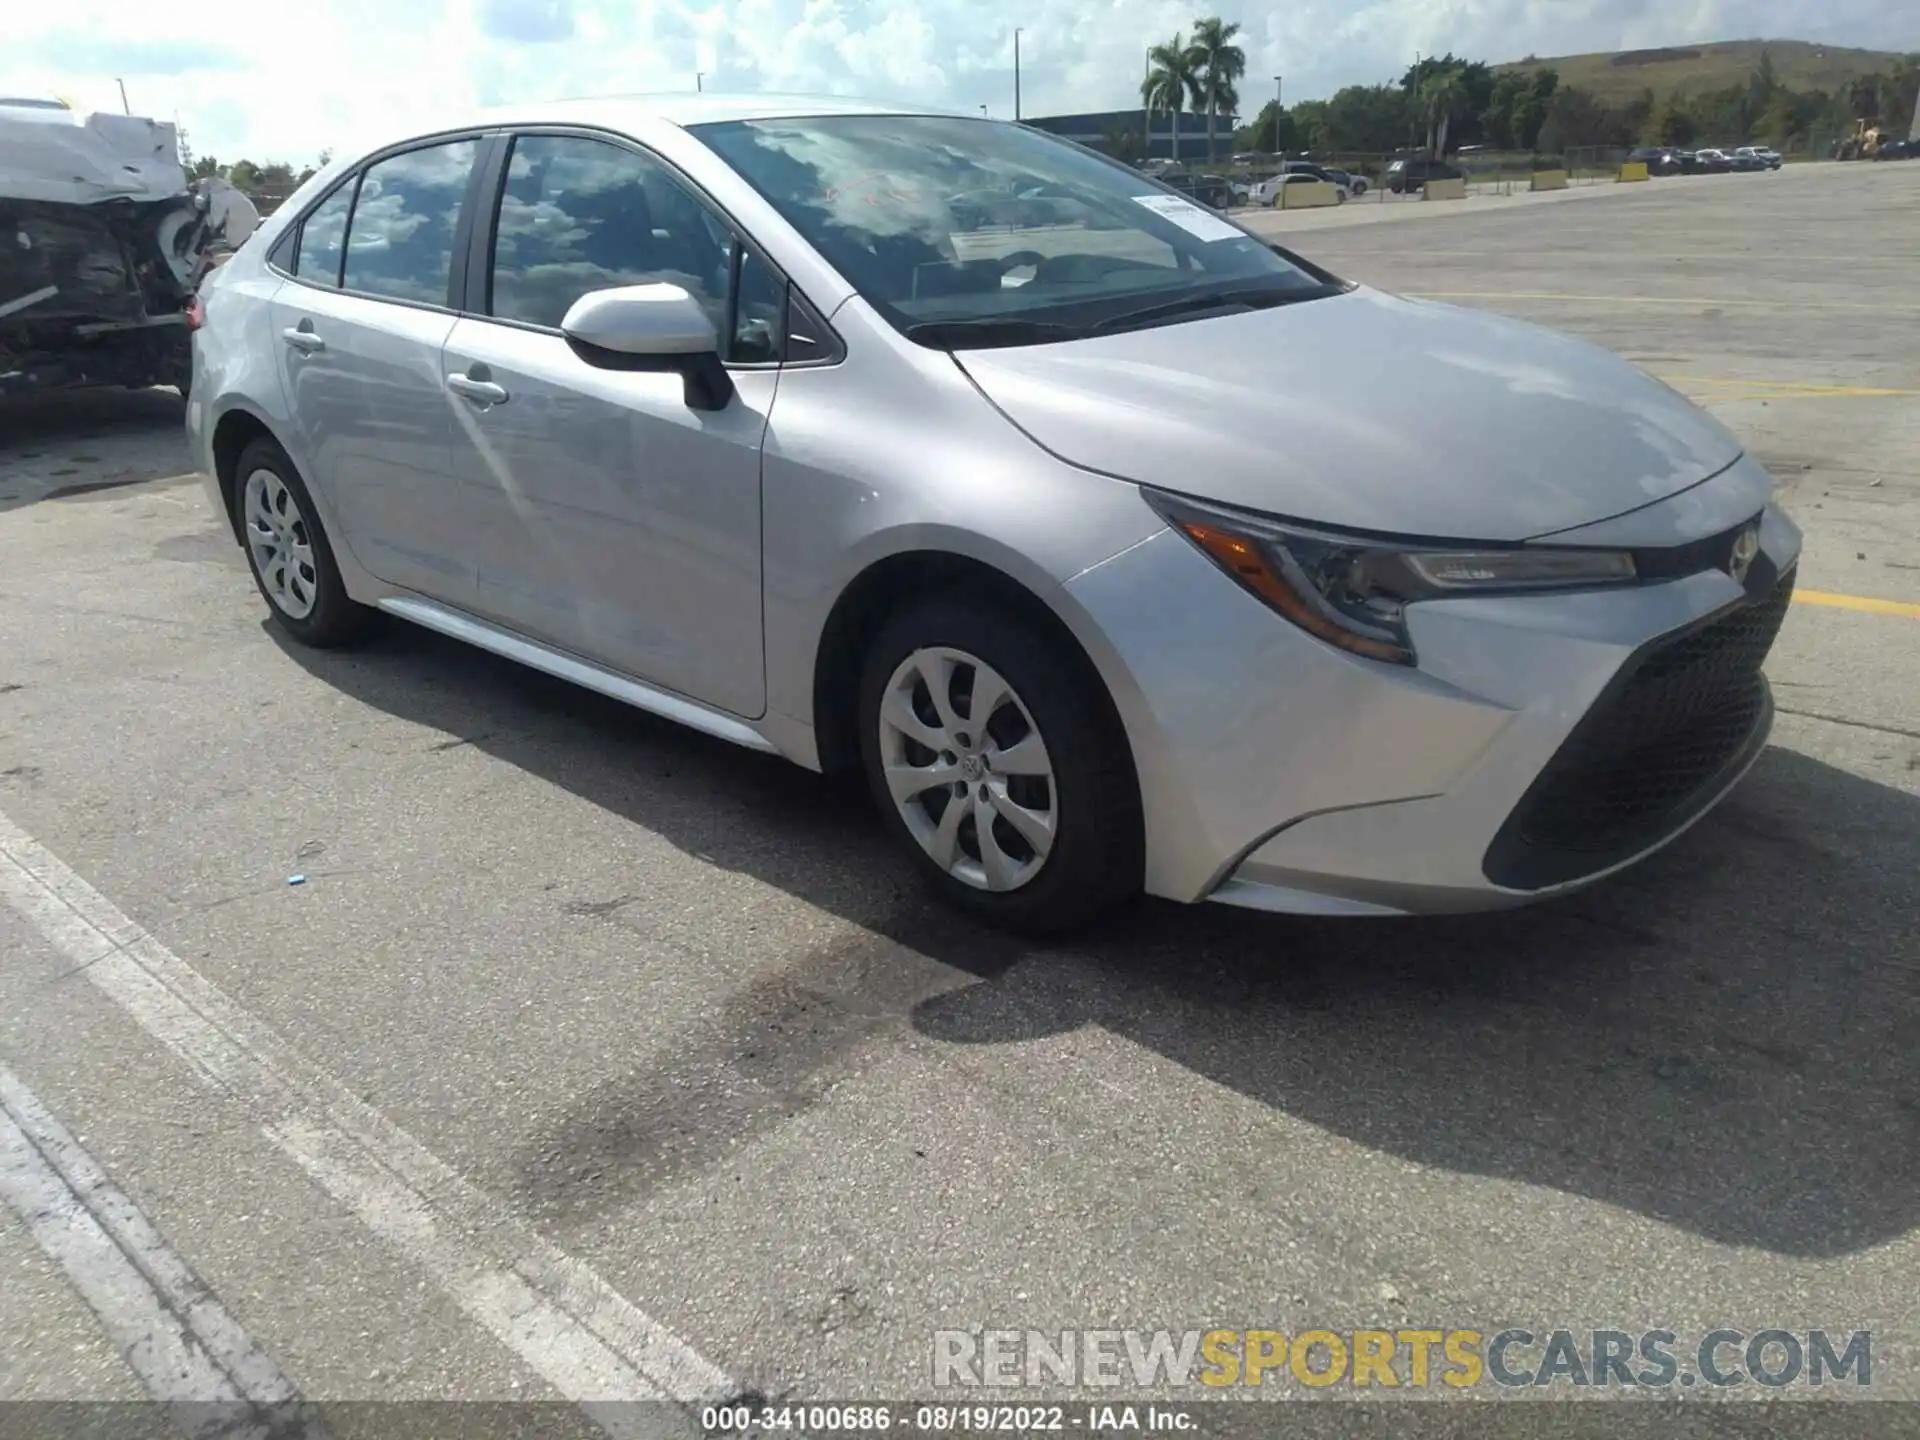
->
933, 1328, 1872, 1390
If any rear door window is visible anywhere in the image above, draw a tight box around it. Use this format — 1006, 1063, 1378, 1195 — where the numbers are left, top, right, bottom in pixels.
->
340, 139, 480, 307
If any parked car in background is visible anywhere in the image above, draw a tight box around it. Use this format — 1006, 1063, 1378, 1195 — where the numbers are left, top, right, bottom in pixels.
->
1281, 161, 1355, 194
1692, 148, 1734, 173
1, 96, 260, 400
1320, 166, 1368, 195
1732, 146, 1781, 170
186, 95, 1804, 934
1626, 146, 1683, 176
1384, 155, 1464, 193
1251, 171, 1347, 206
1159, 169, 1233, 209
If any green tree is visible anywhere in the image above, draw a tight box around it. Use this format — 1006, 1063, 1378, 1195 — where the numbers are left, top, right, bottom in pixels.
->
1481, 72, 1524, 148
1421, 69, 1470, 155
1189, 17, 1246, 161
1287, 99, 1331, 151
1321, 84, 1412, 152
1399, 54, 1496, 146
226, 158, 262, 191
1236, 100, 1301, 154
1141, 33, 1202, 162
1537, 86, 1622, 153
1845, 75, 1881, 123
1511, 69, 1557, 150
1651, 101, 1697, 147
188, 155, 223, 179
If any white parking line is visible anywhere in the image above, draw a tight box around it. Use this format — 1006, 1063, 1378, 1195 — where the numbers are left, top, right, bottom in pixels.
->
0, 807, 743, 1435
0, 1064, 321, 1435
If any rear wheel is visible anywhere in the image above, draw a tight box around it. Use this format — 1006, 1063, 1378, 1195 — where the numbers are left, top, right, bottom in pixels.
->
235, 437, 372, 648
858, 592, 1142, 935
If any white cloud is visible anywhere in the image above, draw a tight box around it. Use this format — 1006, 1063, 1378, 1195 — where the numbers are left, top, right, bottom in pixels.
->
2, 0, 1911, 163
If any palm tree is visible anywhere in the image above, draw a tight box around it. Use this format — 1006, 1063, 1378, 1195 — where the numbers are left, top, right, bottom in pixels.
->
1421, 69, 1470, 156
1142, 34, 1202, 163
1189, 17, 1246, 161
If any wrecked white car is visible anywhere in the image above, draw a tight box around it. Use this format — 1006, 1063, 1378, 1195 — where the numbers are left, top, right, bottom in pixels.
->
1, 96, 259, 400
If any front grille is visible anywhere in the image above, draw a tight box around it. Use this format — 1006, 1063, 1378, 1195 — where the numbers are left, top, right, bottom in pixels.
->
1483, 566, 1794, 890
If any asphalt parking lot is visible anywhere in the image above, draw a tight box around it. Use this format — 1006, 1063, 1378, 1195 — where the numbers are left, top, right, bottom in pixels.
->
2, 160, 1917, 1432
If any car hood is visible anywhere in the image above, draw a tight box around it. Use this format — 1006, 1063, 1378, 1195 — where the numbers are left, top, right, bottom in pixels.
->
955, 286, 1746, 542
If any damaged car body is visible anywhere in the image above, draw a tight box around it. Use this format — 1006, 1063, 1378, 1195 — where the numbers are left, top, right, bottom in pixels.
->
1, 96, 259, 399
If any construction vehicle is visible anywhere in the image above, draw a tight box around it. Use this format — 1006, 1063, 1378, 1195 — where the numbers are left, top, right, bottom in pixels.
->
1835, 119, 1886, 161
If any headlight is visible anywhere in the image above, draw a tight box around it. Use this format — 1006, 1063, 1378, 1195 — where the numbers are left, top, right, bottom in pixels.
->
1144, 489, 1638, 666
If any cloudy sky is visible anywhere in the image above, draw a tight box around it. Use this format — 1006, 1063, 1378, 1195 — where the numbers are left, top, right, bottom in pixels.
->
2, 0, 1912, 164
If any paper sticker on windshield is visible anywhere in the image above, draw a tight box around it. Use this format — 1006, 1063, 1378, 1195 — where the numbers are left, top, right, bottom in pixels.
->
1131, 193, 1243, 242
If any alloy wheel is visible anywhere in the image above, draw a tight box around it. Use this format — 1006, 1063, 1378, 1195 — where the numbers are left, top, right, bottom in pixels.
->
876, 646, 1057, 892
242, 468, 318, 619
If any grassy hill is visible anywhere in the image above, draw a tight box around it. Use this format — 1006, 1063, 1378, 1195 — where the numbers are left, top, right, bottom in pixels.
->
1496, 38, 1909, 105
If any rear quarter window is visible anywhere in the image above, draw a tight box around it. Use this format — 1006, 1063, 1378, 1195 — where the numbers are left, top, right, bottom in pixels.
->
292, 181, 356, 286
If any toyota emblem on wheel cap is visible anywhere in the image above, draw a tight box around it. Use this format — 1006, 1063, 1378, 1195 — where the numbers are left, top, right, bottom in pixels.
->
1728, 524, 1761, 585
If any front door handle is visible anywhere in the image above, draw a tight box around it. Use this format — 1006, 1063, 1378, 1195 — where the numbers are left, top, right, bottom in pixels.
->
281, 327, 325, 354
447, 374, 509, 405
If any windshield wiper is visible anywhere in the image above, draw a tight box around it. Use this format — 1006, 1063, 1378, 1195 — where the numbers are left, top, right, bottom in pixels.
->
903, 318, 1088, 350
1087, 286, 1328, 335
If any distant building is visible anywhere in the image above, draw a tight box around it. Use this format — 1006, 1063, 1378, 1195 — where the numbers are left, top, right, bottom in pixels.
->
1023, 109, 1242, 162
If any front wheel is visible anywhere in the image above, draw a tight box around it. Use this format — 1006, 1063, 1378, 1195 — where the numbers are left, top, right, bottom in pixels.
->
858, 592, 1142, 935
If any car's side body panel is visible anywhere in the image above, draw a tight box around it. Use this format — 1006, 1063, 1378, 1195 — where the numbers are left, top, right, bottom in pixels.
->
443, 313, 779, 719
754, 299, 1172, 744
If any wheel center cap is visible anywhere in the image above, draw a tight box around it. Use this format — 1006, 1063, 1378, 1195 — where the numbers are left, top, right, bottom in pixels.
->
960, 755, 984, 781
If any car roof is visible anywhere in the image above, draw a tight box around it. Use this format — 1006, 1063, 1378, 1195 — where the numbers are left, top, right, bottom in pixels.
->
458, 91, 964, 133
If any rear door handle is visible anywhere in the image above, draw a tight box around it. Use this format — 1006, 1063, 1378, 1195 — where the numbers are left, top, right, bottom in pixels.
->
447, 374, 509, 405
281, 328, 325, 354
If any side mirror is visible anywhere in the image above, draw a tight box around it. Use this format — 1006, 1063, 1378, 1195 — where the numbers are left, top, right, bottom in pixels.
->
560, 283, 735, 412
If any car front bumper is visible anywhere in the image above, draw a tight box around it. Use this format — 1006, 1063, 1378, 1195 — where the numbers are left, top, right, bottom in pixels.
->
1061, 476, 1803, 916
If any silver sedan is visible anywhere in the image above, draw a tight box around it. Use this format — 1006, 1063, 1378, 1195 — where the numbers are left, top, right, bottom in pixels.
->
187, 94, 1802, 933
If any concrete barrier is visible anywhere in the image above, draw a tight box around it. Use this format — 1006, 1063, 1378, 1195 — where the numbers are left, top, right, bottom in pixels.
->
1617, 161, 1650, 182
1422, 177, 1468, 201
1276, 180, 1341, 210
1530, 169, 1569, 192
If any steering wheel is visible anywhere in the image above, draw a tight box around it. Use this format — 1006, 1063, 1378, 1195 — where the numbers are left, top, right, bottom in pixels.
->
998, 250, 1046, 273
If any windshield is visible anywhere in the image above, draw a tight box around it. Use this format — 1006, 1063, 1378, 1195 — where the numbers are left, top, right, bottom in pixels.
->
689, 113, 1341, 345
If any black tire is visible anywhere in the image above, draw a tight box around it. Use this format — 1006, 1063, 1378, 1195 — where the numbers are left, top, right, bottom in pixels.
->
232, 437, 373, 649
857, 589, 1143, 936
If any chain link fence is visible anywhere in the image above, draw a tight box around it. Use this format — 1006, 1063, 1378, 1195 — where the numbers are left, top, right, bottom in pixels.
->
1218, 150, 1613, 208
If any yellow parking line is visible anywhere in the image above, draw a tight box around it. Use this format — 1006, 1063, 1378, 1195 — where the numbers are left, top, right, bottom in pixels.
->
1663, 377, 1918, 398
1795, 589, 1920, 618
1411, 290, 1910, 314
1685, 390, 1908, 404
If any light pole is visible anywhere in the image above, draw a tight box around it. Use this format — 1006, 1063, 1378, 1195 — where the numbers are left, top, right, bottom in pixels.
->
979, 104, 988, 117
1013, 28, 1023, 122
1273, 75, 1282, 153
696, 72, 704, 92
116, 78, 130, 114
